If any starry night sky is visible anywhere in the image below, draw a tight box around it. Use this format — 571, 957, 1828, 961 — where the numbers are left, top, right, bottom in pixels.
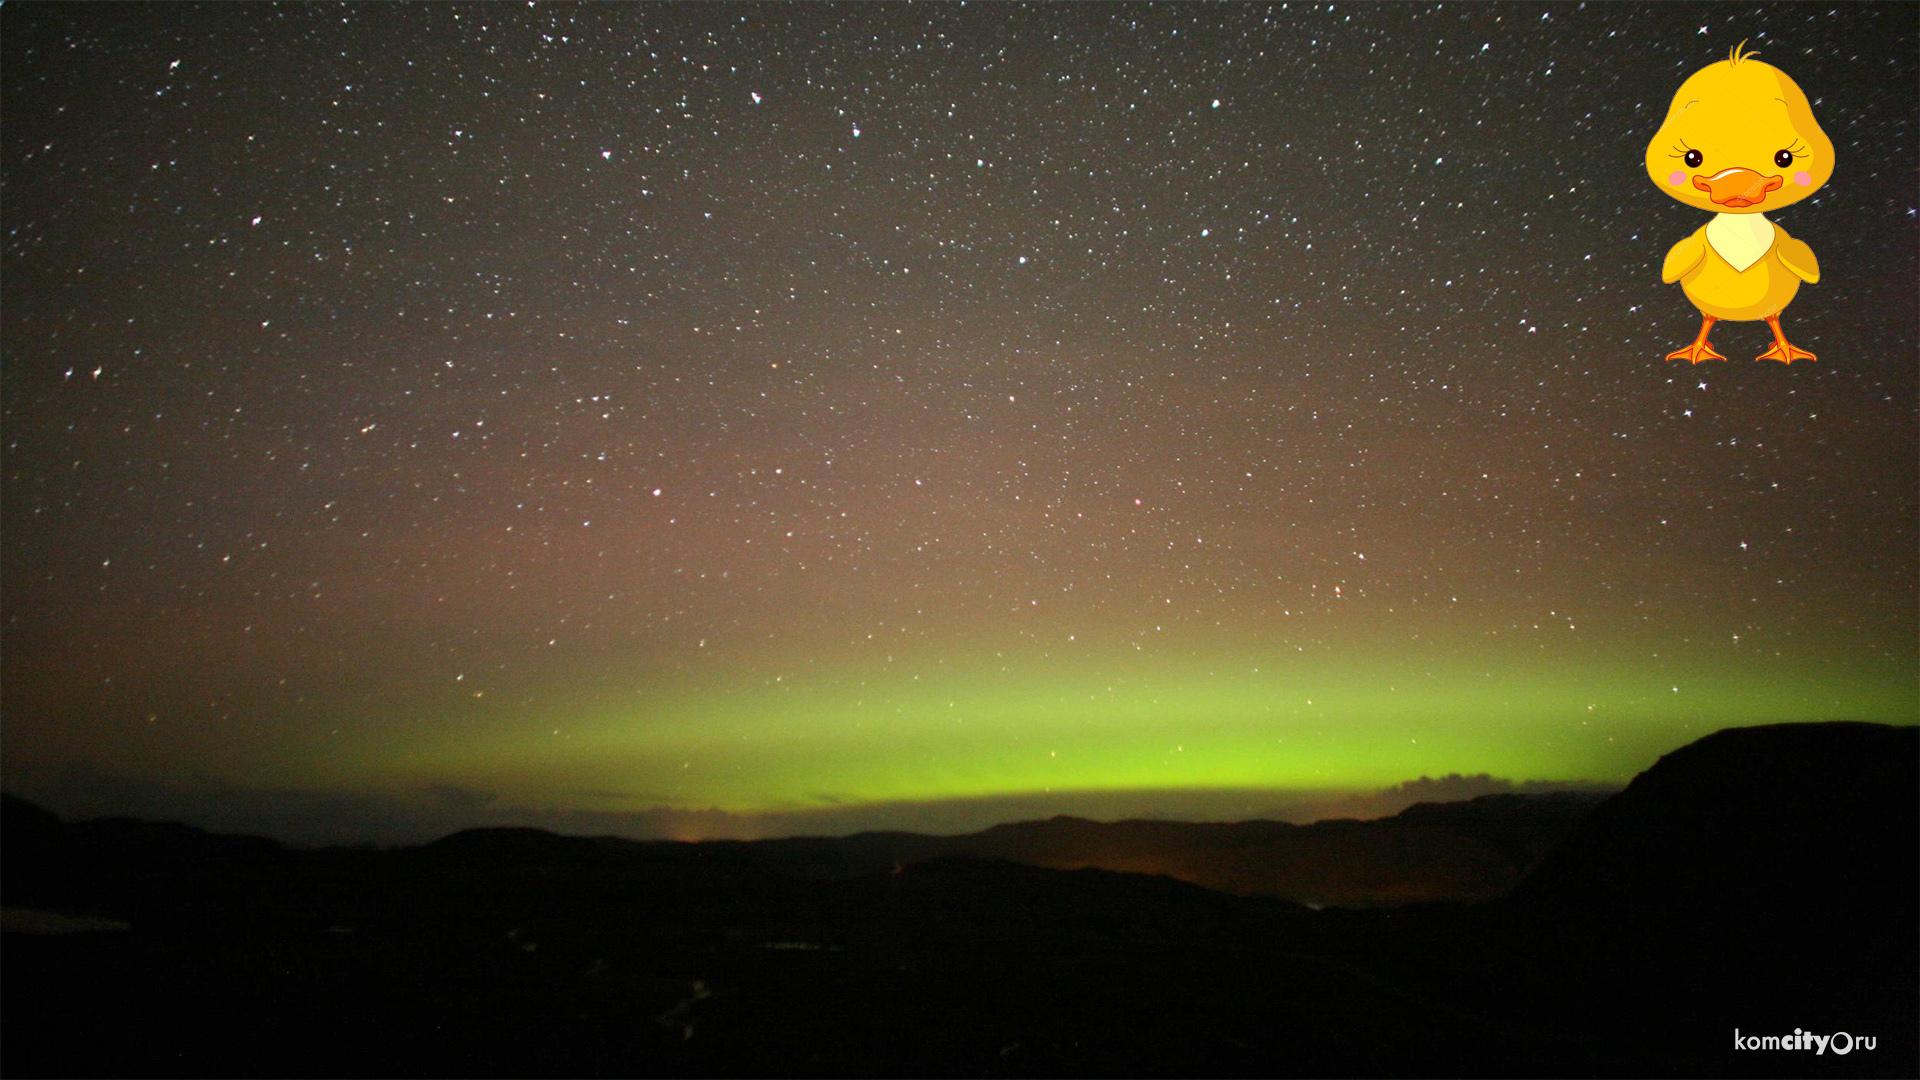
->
3, 2, 1915, 842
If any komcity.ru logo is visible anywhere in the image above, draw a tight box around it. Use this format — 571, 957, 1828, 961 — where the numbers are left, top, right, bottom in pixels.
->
1734, 1029, 1876, 1054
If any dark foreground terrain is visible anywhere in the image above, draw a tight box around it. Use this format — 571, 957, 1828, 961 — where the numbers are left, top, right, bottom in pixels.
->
4, 722, 1915, 1077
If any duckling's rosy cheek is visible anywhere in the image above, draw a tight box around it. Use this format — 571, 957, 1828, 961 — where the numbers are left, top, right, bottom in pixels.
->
1793, 170, 1813, 187
1667, 170, 1686, 187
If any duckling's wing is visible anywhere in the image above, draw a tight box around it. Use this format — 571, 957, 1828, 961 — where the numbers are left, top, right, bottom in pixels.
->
1774, 228, 1820, 284
1662, 228, 1708, 284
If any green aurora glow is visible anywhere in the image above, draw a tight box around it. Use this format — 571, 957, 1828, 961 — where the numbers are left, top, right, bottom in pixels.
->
2, 4, 1915, 842
295, 632, 1913, 813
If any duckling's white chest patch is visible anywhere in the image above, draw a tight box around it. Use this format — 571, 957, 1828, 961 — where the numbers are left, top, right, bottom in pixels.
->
1706, 213, 1775, 273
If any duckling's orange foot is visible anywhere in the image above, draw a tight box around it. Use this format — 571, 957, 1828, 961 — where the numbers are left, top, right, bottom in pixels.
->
1756, 341, 1816, 364
1758, 316, 1816, 364
1665, 341, 1726, 364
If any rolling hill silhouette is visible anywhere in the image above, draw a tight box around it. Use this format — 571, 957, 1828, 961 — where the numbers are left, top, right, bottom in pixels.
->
4, 721, 1913, 1077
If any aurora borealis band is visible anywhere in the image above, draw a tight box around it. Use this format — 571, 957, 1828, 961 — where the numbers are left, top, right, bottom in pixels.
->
3, 3, 1915, 843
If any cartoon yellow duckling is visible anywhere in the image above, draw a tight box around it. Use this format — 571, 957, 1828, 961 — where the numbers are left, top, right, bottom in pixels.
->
1646, 40, 1833, 364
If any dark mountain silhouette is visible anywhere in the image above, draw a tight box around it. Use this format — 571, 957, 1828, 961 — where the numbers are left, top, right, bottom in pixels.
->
386, 790, 1603, 907
4, 722, 1913, 1077
2, 790, 290, 919
936, 792, 1606, 904
1511, 720, 1917, 920
1488, 721, 1919, 1077
420, 825, 639, 864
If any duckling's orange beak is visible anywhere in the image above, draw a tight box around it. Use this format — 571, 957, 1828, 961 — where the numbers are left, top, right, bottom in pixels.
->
1692, 168, 1785, 208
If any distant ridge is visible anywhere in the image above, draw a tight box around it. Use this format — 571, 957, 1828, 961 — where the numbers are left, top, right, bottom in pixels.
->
5, 784, 1603, 908
865, 792, 1608, 904
4, 722, 1914, 1077
393, 790, 1605, 906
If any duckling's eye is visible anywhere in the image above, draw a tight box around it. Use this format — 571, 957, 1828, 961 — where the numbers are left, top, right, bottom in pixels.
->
1774, 149, 1795, 169
1684, 149, 1703, 168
